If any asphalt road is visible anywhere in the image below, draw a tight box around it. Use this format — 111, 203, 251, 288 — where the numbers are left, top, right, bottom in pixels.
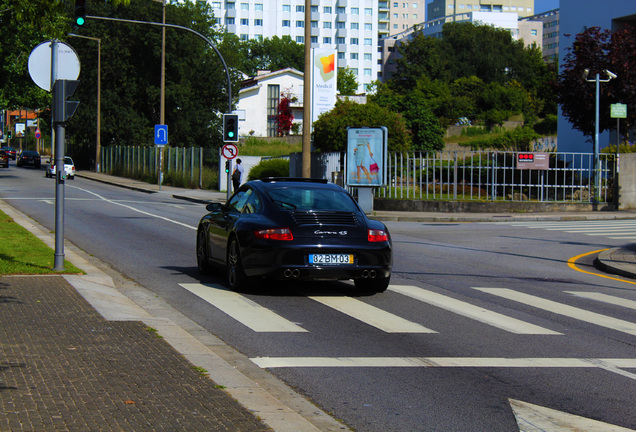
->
2, 165, 635, 432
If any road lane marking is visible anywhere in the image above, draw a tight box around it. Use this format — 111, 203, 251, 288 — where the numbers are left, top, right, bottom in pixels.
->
567, 292, 636, 310
70, 186, 197, 230
566, 249, 636, 286
475, 287, 636, 336
510, 399, 636, 432
390, 285, 561, 335
250, 356, 636, 373
308, 295, 436, 333
180, 283, 308, 332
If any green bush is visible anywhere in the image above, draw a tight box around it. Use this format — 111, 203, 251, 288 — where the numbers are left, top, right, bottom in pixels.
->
533, 114, 557, 135
247, 158, 289, 181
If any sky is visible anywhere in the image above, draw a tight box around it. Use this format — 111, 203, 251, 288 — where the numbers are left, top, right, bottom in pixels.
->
534, 0, 559, 14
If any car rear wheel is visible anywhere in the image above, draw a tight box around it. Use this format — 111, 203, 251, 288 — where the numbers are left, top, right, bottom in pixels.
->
354, 275, 390, 293
196, 229, 211, 274
226, 238, 249, 290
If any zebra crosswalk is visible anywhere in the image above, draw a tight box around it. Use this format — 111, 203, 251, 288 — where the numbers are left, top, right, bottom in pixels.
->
493, 219, 636, 240
179, 282, 636, 337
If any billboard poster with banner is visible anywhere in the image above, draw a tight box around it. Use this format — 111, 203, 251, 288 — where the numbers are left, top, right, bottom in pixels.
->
346, 127, 388, 187
311, 49, 337, 126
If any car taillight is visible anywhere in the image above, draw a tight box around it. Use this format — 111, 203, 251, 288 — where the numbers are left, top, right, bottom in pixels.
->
368, 229, 389, 242
254, 228, 293, 241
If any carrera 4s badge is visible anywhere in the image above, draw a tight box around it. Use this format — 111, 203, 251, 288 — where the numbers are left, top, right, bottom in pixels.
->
314, 230, 348, 236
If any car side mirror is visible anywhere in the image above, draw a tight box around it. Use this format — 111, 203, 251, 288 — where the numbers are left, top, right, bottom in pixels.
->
206, 202, 223, 213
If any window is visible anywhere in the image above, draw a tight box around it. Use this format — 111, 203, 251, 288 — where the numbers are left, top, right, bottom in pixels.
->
240, 3, 248, 10
296, 5, 304, 12
365, 8, 373, 15
337, 7, 345, 14
254, 19, 263, 26
350, 53, 358, 60
413, 13, 417, 19
311, 21, 318, 28
211, 2, 221, 8
323, 21, 332, 29
282, 20, 291, 27
337, 21, 346, 29
323, 37, 332, 44
323, 6, 332, 13
351, 7, 359, 14
350, 37, 359, 45
393, 2, 398, 7
351, 68, 358, 75
364, 38, 372, 45
296, 20, 304, 27
338, 52, 345, 59
531, 29, 538, 36
311, 6, 318, 12
267, 84, 280, 137
226, 1, 235, 9
364, 53, 372, 61
255, 3, 263, 11
226, 17, 235, 24
364, 68, 372, 76
282, 4, 291, 12
413, 2, 418, 7
336, 37, 345, 44
311, 36, 318, 43
296, 36, 304, 43
240, 18, 248, 25
351, 22, 359, 30
240, 34, 248, 40
364, 23, 372, 30
393, 13, 398, 18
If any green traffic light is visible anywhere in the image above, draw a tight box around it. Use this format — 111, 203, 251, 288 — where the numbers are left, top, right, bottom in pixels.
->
228, 131, 234, 138
76, 17, 85, 26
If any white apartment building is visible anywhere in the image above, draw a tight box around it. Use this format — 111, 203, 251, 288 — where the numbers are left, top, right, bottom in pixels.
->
427, 0, 535, 21
208, 0, 380, 94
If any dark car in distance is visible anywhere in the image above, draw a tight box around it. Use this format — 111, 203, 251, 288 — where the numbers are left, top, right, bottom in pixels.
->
1, 146, 16, 160
16, 150, 41, 169
197, 178, 392, 293
0, 149, 8, 168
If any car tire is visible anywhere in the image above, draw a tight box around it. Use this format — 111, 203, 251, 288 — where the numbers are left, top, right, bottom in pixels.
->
354, 275, 390, 294
196, 228, 211, 274
226, 237, 249, 290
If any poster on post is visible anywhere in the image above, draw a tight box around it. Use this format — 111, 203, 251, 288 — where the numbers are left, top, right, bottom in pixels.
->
346, 127, 388, 187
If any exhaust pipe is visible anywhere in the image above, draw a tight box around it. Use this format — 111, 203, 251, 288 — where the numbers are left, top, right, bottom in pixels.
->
284, 269, 292, 278
283, 269, 301, 278
369, 270, 376, 278
292, 269, 300, 278
362, 270, 369, 278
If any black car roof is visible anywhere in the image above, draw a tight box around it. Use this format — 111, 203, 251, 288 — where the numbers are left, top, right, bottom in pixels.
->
252, 177, 338, 190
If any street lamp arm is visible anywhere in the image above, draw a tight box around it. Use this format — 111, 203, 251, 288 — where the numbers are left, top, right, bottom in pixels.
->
85, 15, 233, 113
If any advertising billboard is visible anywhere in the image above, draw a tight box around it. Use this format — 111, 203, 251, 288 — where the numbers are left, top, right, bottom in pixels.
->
346, 127, 388, 187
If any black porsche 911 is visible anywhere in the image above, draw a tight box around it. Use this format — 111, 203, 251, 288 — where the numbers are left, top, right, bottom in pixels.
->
196, 178, 392, 293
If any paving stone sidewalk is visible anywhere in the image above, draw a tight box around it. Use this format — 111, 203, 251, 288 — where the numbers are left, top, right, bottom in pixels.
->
0, 275, 271, 432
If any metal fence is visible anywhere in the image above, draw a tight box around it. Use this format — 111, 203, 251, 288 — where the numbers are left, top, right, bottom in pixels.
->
376, 151, 616, 203
100, 146, 204, 187
100, 146, 616, 204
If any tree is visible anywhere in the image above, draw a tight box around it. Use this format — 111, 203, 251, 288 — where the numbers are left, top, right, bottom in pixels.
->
229, 35, 305, 76
277, 92, 295, 136
558, 25, 636, 141
337, 66, 359, 95
312, 99, 411, 153
63, 0, 240, 167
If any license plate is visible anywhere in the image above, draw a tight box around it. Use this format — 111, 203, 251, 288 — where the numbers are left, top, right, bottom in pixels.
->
309, 254, 353, 265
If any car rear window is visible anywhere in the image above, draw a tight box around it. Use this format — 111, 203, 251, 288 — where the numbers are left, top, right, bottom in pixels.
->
267, 187, 358, 212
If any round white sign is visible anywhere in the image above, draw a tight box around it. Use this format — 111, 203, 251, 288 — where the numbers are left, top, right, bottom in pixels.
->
28, 41, 81, 92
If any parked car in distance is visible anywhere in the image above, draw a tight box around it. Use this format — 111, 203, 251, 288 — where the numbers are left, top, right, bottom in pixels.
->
16, 150, 41, 169
0, 149, 8, 168
196, 178, 392, 293
46, 156, 75, 179
0, 146, 16, 160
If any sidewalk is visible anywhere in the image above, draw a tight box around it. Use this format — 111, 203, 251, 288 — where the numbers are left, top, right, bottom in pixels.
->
2, 172, 636, 431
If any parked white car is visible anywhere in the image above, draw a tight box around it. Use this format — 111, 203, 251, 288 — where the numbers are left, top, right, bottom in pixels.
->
46, 156, 75, 179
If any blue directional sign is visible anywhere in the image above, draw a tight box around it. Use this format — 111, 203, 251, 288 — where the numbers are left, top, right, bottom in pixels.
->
155, 124, 168, 146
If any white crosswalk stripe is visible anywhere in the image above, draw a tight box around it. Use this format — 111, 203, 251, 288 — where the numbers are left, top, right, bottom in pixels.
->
390, 285, 561, 335
493, 220, 636, 240
475, 287, 636, 335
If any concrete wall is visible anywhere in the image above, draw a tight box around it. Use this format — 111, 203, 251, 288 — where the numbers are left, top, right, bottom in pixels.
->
619, 153, 636, 209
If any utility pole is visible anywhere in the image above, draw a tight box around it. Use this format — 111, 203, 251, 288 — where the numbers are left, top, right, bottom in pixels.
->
302, 0, 311, 178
